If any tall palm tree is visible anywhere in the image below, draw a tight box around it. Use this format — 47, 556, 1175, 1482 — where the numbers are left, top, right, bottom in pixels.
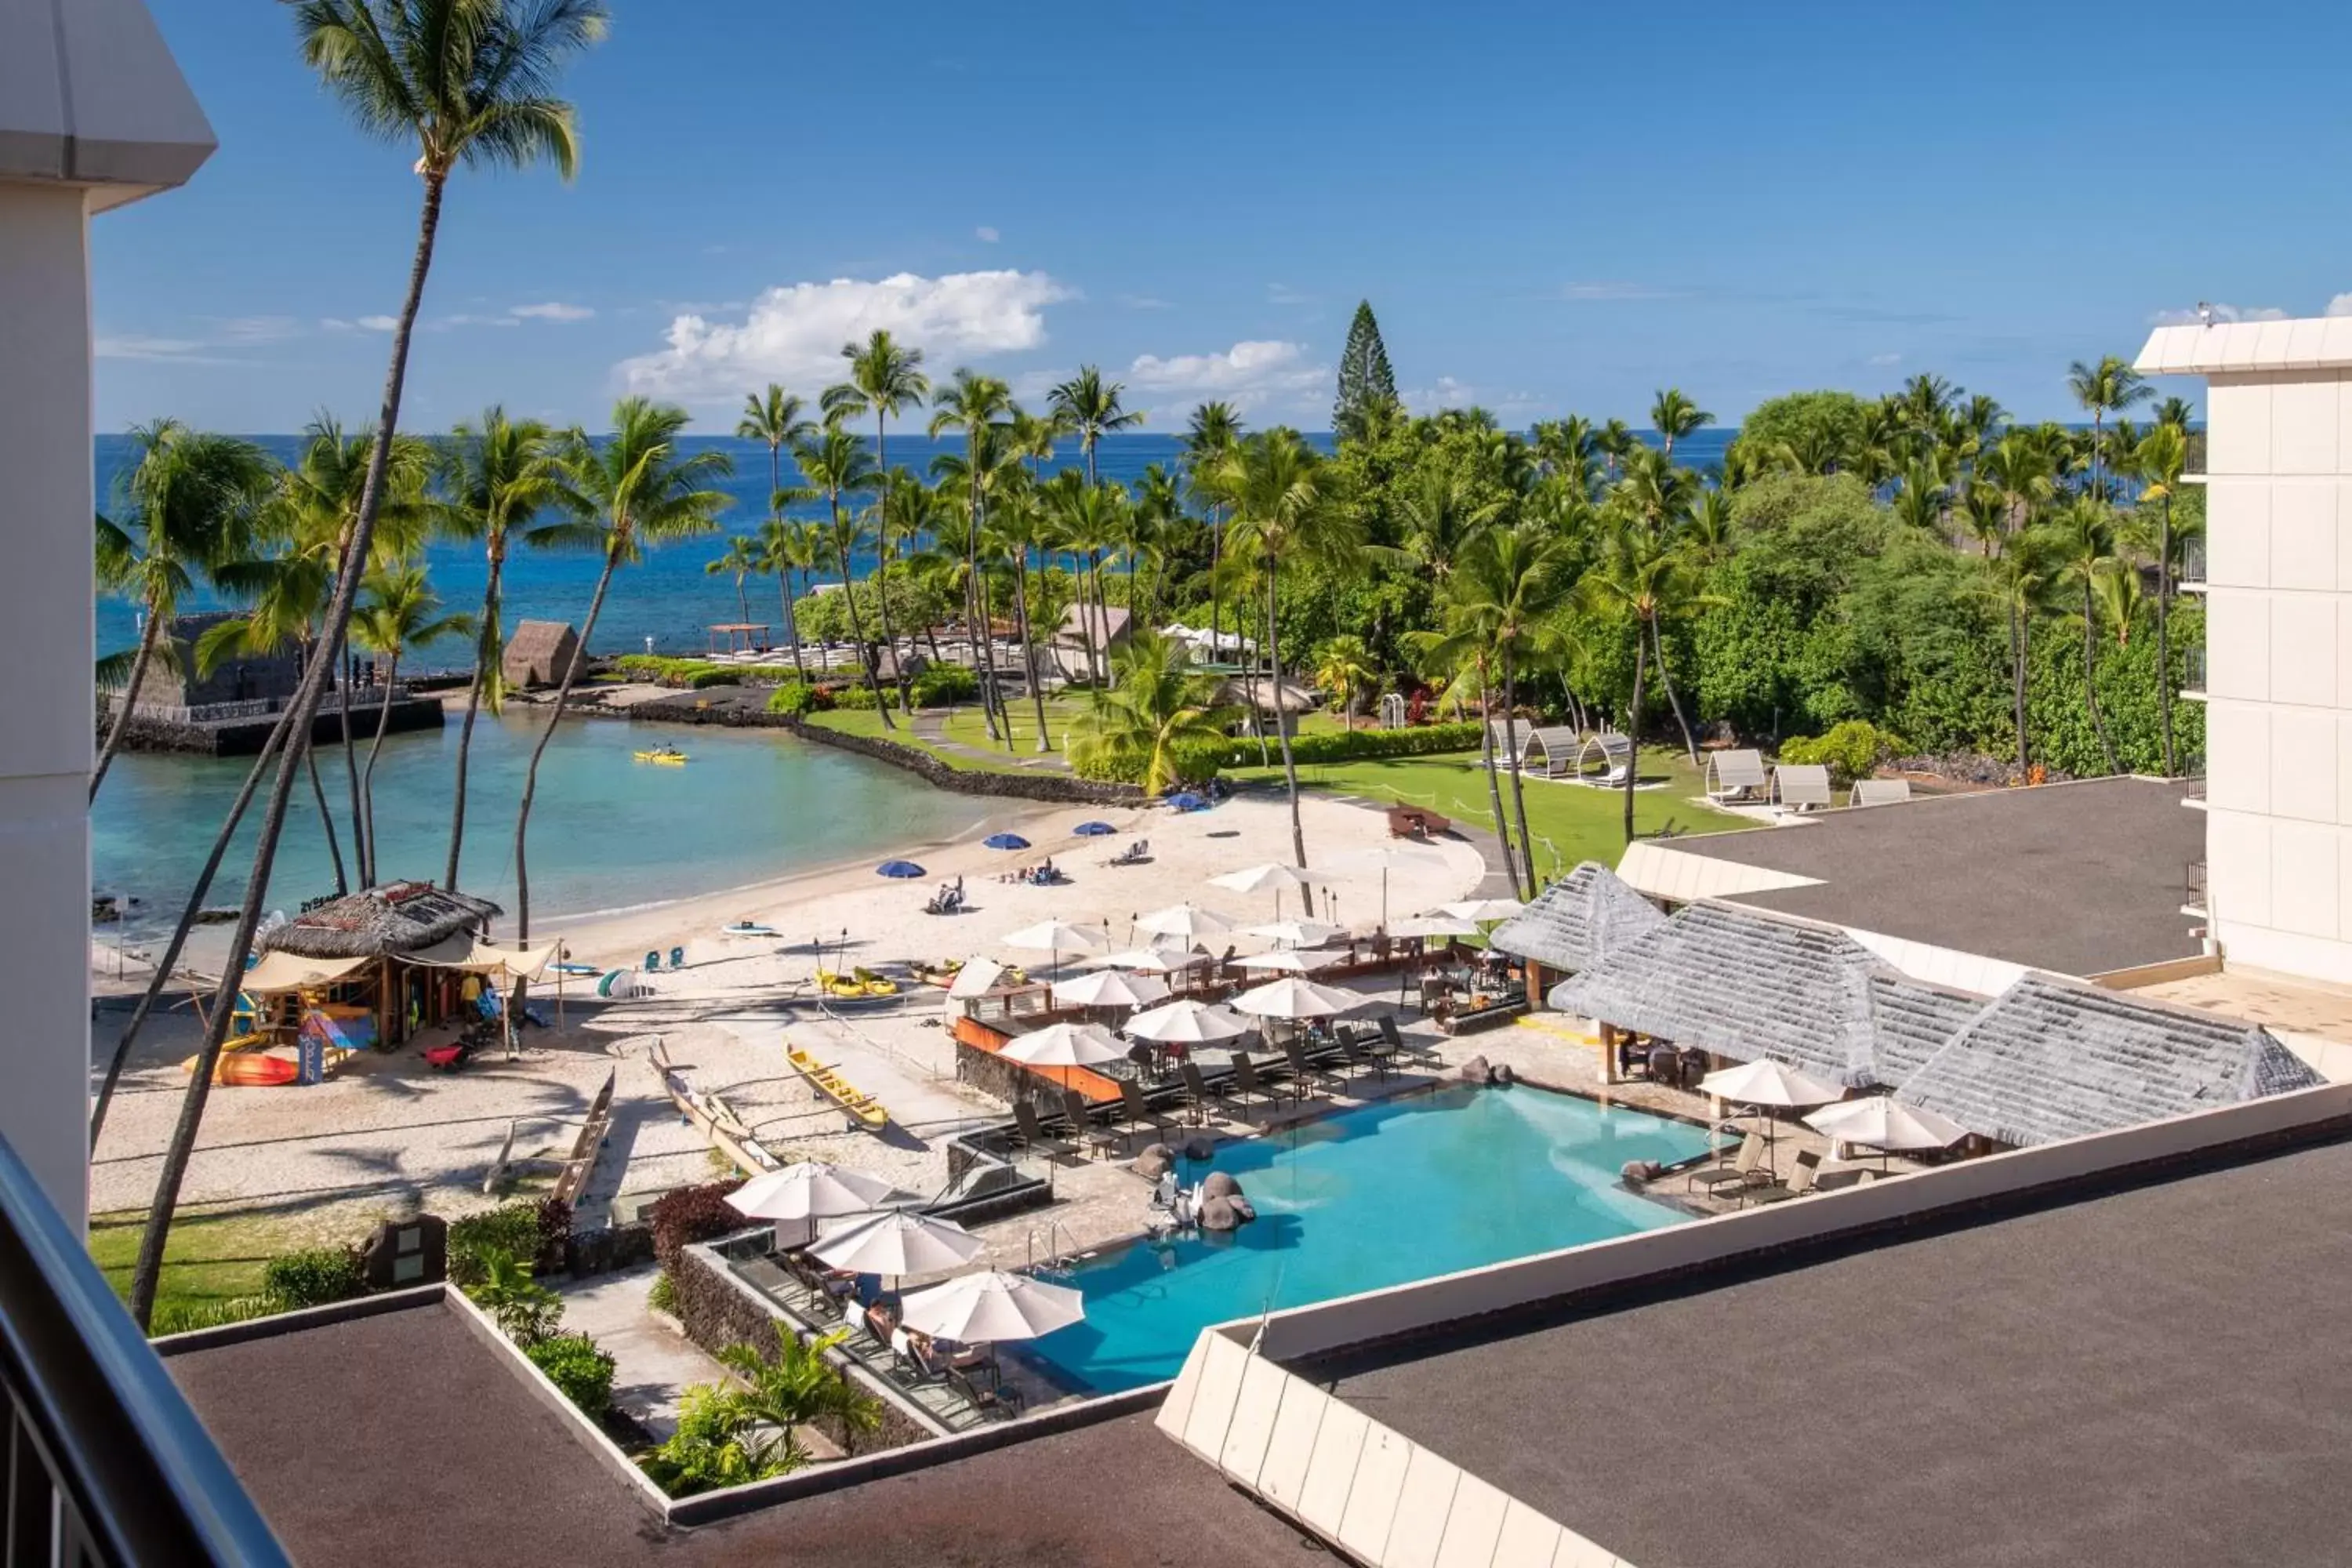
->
1533, 415, 1599, 496
2052, 499, 2122, 774
826, 332, 931, 708
1610, 448, 1704, 763
1216, 430, 1367, 900
514, 400, 730, 944
133, 0, 608, 1331
1183, 401, 1244, 668
2067, 354, 2153, 500
1440, 523, 1571, 893
753, 517, 819, 680
350, 564, 470, 878
1397, 467, 1504, 582
1981, 530, 2061, 774
1051, 368, 1142, 681
795, 425, 891, 719
93, 422, 275, 800
1065, 632, 1238, 794
2154, 395, 2196, 431
737, 384, 814, 510
2136, 421, 2190, 775
436, 408, 564, 887
928, 370, 1016, 737
705, 535, 761, 624
1978, 431, 2057, 545
1597, 418, 1636, 478
1126, 462, 1181, 618
1577, 518, 1700, 843
1649, 388, 1714, 461
983, 475, 1056, 749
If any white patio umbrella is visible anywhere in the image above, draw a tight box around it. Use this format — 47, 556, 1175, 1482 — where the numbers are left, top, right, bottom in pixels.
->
1125, 998, 1250, 1045
1232, 975, 1364, 1020
1134, 902, 1236, 942
1388, 913, 1477, 939
1698, 1059, 1846, 1109
1443, 897, 1526, 924
726, 1161, 896, 1250
1001, 919, 1110, 980
998, 1021, 1128, 1067
1051, 967, 1171, 1010
1334, 841, 1451, 929
898, 1269, 1085, 1344
1241, 918, 1347, 949
946, 956, 1005, 1000
1088, 946, 1210, 974
809, 1208, 984, 1278
1805, 1096, 1966, 1167
1209, 862, 1313, 919
1235, 947, 1345, 973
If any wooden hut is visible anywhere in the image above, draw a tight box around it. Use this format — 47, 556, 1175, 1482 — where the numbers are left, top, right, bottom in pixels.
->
259, 882, 503, 1046
503, 620, 580, 690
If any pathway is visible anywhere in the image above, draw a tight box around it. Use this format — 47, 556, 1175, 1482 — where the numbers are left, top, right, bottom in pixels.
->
557, 1264, 728, 1442
906, 710, 1072, 773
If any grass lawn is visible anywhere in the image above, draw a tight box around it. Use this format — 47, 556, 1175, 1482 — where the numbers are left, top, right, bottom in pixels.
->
935, 697, 1088, 755
1227, 748, 1753, 880
804, 707, 1040, 775
89, 1206, 299, 1330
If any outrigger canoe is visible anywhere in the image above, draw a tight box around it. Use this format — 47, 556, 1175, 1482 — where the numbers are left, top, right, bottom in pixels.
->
787, 1043, 889, 1131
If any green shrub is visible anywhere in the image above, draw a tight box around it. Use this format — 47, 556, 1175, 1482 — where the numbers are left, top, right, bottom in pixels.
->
1778, 720, 1904, 784
464, 1245, 564, 1345
909, 664, 978, 705
149, 1296, 281, 1336
1067, 738, 1227, 787
648, 1270, 677, 1315
448, 1201, 553, 1286
528, 1331, 616, 1417
829, 681, 880, 710
262, 1246, 366, 1309
1279, 720, 1485, 766
612, 654, 775, 691
766, 681, 815, 715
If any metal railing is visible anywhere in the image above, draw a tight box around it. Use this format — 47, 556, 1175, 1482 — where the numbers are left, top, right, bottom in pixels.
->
0, 1135, 288, 1566
2186, 858, 2209, 913
2184, 776, 2207, 803
2176, 539, 2206, 586
2183, 646, 2206, 695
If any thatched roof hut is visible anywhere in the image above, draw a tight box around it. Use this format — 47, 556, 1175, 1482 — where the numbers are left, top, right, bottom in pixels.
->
1491, 861, 1666, 976
261, 882, 502, 959
503, 620, 580, 689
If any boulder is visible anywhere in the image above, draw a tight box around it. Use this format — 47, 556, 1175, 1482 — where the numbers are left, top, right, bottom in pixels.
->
1457, 1054, 1491, 1083
1200, 1171, 1242, 1200
1198, 1195, 1240, 1231
1494, 1062, 1516, 1086
1620, 1160, 1661, 1184
1131, 1144, 1174, 1179
1183, 1138, 1215, 1162
1226, 1196, 1257, 1225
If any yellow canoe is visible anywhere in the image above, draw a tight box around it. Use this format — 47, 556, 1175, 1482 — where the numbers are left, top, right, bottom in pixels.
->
787, 1044, 888, 1131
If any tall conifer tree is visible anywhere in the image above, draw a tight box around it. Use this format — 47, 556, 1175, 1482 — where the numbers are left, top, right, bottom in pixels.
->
1333, 299, 1400, 440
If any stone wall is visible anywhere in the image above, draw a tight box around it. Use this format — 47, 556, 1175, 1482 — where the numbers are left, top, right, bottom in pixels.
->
100, 693, 445, 757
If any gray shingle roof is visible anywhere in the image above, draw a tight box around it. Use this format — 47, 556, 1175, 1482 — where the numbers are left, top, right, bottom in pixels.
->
1896, 972, 2325, 1147
1546, 899, 1983, 1087
1490, 861, 1666, 974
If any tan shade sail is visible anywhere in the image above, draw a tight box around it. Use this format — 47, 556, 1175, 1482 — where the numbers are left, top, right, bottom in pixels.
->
240, 951, 371, 994
403, 935, 560, 982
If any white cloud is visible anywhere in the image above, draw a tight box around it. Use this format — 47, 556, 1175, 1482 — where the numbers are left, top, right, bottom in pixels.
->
1403, 376, 1478, 413
1125, 339, 1327, 416
619, 270, 1069, 400
2327, 293, 2352, 318
94, 334, 212, 361
1265, 283, 1315, 307
1563, 280, 1670, 301
975, 226, 1000, 244
1117, 293, 1173, 310
357, 314, 398, 332
2151, 302, 2287, 325
1867, 351, 1903, 366
510, 300, 594, 322
212, 314, 303, 343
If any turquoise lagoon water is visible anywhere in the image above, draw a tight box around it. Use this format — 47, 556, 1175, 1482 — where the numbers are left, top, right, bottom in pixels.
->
92, 713, 993, 938
1022, 1086, 1715, 1393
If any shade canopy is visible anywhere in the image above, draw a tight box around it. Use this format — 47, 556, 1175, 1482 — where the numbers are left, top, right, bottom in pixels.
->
998, 1022, 1128, 1067
1050, 968, 1171, 1009
1209, 862, 1313, 895
1235, 948, 1345, 974
898, 1269, 1085, 1343
405, 934, 560, 982
240, 951, 370, 995
1165, 793, 1207, 810
809, 1209, 983, 1276
725, 1162, 896, 1222
1241, 918, 1346, 949
1389, 914, 1477, 939
1232, 976, 1365, 1019
1072, 821, 1117, 837
1337, 843, 1451, 873
946, 956, 1006, 999
1088, 946, 1211, 974
1000, 920, 1110, 953
983, 833, 1032, 851
1134, 903, 1236, 940
1699, 1058, 1846, 1109
1443, 898, 1526, 924
1125, 998, 1250, 1044
877, 860, 927, 879
1804, 1096, 1969, 1152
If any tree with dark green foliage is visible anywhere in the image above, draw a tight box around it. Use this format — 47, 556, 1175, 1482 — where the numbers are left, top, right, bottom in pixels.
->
1333, 300, 1401, 441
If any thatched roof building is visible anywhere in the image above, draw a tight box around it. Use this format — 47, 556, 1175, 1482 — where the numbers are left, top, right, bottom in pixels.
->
1547, 899, 1984, 1088
261, 882, 502, 959
1896, 972, 2325, 1147
503, 620, 580, 690
1491, 861, 1665, 976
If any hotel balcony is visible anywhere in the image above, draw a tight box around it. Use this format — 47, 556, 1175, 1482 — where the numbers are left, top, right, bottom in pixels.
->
2182, 646, 2207, 702
2183, 775, 2207, 810
2185, 858, 2209, 919
2176, 539, 2206, 592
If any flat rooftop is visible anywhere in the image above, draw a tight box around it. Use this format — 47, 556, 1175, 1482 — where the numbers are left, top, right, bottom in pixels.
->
166, 1298, 1308, 1568
1657, 776, 2201, 975
1306, 1127, 2352, 1568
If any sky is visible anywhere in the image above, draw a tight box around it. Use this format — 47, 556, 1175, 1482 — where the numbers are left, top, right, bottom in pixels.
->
96, 0, 2352, 435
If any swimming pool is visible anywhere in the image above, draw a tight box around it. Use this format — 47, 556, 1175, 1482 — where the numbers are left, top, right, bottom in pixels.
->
1020, 1085, 1715, 1392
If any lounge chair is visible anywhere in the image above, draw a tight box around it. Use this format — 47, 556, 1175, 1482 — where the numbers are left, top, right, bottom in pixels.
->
1010, 1098, 1073, 1159
670, 946, 686, 970
949, 1366, 1022, 1420
644, 950, 661, 972
1377, 1013, 1439, 1069
1062, 1087, 1123, 1160
1687, 1133, 1770, 1197
1283, 1037, 1345, 1098
1229, 1051, 1289, 1112
1743, 1149, 1822, 1206
1178, 1060, 1230, 1125
1117, 1078, 1174, 1145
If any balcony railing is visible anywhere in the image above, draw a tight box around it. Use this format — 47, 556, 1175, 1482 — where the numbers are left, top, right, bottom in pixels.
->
2176, 539, 2206, 587
2186, 858, 2209, 914
2183, 646, 2207, 696
0, 1135, 288, 1565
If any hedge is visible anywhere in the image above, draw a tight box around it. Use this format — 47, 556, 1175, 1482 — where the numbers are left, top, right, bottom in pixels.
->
649, 1179, 748, 1269
527, 1331, 616, 1417
261, 1247, 368, 1309
910, 664, 978, 704
448, 1198, 570, 1285
1270, 720, 1485, 766
612, 654, 779, 691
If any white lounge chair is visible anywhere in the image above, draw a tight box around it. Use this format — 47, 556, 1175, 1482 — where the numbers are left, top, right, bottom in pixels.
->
1704, 748, 1768, 803
1850, 777, 1912, 808
1771, 763, 1833, 812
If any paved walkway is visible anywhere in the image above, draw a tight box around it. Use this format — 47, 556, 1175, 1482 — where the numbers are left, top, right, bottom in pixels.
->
556, 1264, 731, 1441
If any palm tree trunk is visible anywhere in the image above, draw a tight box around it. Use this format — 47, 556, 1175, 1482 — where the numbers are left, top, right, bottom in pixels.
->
307, 742, 347, 895
2082, 582, 2118, 774
2158, 497, 2176, 776
779, 571, 806, 681
1014, 543, 1051, 752
1648, 611, 1699, 764
2011, 602, 2031, 772
92, 597, 163, 801
1265, 557, 1312, 914
445, 536, 505, 888
1500, 647, 1538, 895
335, 637, 368, 887
833, 524, 893, 724
735, 575, 750, 625
517, 554, 618, 945
966, 492, 1000, 743
872, 541, 909, 715
130, 169, 448, 1330
1622, 638, 1648, 844
1475, 662, 1523, 901
362, 651, 400, 877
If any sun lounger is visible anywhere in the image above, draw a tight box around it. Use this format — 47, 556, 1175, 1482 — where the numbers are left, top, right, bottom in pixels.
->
1117, 1078, 1174, 1146
1850, 777, 1911, 808
1283, 1037, 1344, 1098
1229, 1051, 1289, 1112
1688, 1133, 1770, 1196
1178, 1060, 1230, 1124
1771, 763, 1834, 812
1377, 1012, 1438, 1069
1742, 1149, 1822, 1206
1704, 748, 1769, 803
1010, 1098, 1073, 1158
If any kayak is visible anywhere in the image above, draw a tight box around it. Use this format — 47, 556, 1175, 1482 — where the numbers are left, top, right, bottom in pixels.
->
786, 1043, 888, 1131
632, 749, 689, 765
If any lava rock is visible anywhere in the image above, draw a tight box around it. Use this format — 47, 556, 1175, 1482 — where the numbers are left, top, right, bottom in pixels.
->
1457, 1054, 1491, 1083
1226, 1196, 1257, 1224
1132, 1144, 1174, 1179
1198, 1195, 1240, 1230
1494, 1062, 1516, 1086
1621, 1160, 1661, 1183
1200, 1171, 1242, 1200
1183, 1138, 1214, 1161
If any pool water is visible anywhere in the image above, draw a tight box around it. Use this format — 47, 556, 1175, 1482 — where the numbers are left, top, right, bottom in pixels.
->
1022, 1086, 1715, 1392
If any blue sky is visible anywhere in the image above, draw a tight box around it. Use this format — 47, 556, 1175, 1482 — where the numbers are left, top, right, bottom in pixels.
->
99, 0, 2352, 434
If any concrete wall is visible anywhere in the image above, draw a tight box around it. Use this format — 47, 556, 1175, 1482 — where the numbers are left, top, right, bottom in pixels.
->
2195, 369, 2352, 982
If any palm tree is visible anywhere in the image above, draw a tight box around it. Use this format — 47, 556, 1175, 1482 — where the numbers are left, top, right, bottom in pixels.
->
826, 332, 931, 708
929, 370, 1017, 739
1610, 448, 1704, 763
865, 470, 935, 699
1979, 431, 2057, 545
1051, 368, 1142, 681
2052, 498, 2122, 774
2136, 421, 2190, 775
1981, 530, 2061, 773
435, 407, 564, 888
1216, 430, 1366, 901
133, 0, 608, 1332
1312, 635, 1378, 732
1066, 632, 1240, 794
1533, 416, 1599, 496
1577, 518, 1700, 843
1435, 523, 1570, 893
753, 517, 818, 680
1397, 468, 1503, 582
1649, 388, 1714, 461
793, 425, 893, 719
737, 384, 814, 510
2067, 354, 2153, 500
350, 564, 470, 878
706, 535, 761, 624
93, 422, 274, 800
514, 400, 730, 945
982, 477, 1056, 750
1183, 401, 1244, 669
2154, 395, 2195, 431
2092, 556, 2145, 650
1126, 463, 1181, 617
715, 1326, 880, 1475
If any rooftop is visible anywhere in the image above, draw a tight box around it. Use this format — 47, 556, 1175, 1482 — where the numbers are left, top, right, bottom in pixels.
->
165, 1296, 1305, 1568
1305, 1126, 2352, 1568
1489, 859, 1666, 975
2136, 314, 2352, 375
1626, 776, 2201, 977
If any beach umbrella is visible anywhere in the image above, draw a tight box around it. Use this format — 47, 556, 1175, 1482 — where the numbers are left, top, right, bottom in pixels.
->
1388, 913, 1477, 939
1334, 841, 1451, 930
727, 1162, 897, 1247
1241, 918, 1347, 949
946, 956, 1004, 1000
1165, 792, 1207, 811
1051, 968, 1171, 1010
1072, 821, 1117, 837
1231, 975, 1363, 1020
1002, 919, 1109, 982
983, 832, 1032, 851
1210, 861, 1312, 919
1235, 948, 1345, 973
876, 859, 926, 879
1806, 1097, 1966, 1167
1135, 902, 1236, 941
1088, 946, 1210, 974
1698, 1059, 1845, 1109
810, 1209, 984, 1278
1125, 998, 1250, 1045
1443, 898, 1525, 924
898, 1269, 1084, 1344
998, 1021, 1128, 1067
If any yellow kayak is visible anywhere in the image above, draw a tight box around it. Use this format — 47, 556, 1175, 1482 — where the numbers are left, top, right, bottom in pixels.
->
633, 748, 689, 765
787, 1044, 888, 1131
817, 968, 899, 999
